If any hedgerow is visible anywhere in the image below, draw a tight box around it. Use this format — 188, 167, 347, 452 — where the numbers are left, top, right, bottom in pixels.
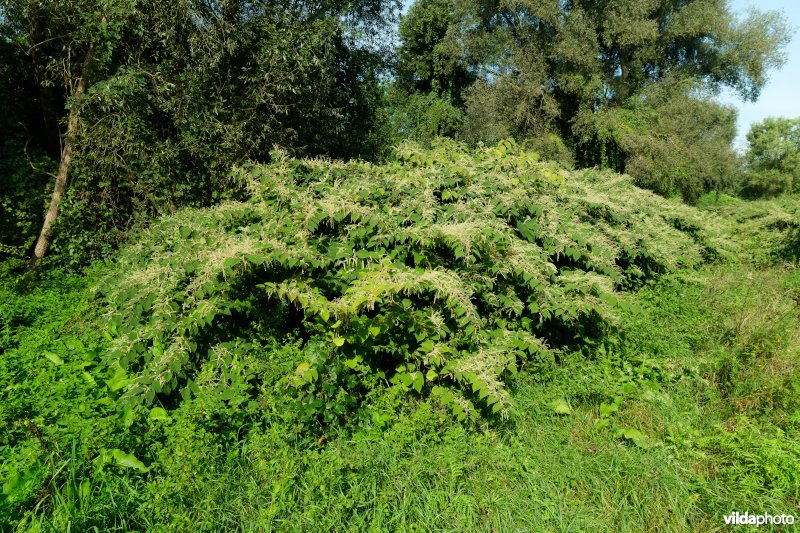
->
98, 139, 730, 432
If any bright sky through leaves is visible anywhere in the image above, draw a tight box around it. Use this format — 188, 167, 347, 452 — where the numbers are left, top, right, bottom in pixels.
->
721, 0, 800, 150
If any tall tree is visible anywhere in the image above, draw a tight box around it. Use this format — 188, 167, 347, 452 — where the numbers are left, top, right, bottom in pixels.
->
3, 0, 137, 263
400, 0, 790, 199
742, 116, 800, 197
447, 0, 791, 108
397, 0, 473, 101
1, 0, 398, 265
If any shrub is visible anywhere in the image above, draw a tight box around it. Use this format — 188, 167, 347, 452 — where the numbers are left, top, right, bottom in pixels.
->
574, 81, 741, 203
520, 134, 575, 169
701, 195, 800, 262
386, 91, 465, 146
0, 141, 54, 260
462, 77, 560, 147
98, 140, 727, 433
741, 169, 794, 199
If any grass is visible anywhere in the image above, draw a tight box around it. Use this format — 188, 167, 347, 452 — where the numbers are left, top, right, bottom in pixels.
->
5, 259, 798, 530
134, 263, 800, 532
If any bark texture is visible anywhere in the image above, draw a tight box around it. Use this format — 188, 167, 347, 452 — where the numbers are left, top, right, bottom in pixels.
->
31, 47, 92, 263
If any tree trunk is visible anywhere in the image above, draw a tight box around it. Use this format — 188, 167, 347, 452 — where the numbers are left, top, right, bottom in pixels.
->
31, 48, 93, 265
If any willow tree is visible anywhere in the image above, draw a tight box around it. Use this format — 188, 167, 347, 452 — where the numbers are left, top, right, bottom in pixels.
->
398, 0, 790, 198
412, 0, 791, 118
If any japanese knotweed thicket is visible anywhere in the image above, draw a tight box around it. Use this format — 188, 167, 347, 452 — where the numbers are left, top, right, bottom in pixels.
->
704, 195, 800, 262
97, 139, 730, 430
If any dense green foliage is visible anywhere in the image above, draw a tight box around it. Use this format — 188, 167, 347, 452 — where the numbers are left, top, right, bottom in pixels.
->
414, 0, 790, 115
394, 0, 789, 200
575, 80, 741, 202
1, 0, 800, 529
742, 117, 800, 198
0, 0, 793, 263
384, 90, 466, 145
0, 0, 397, 264
95, 140, 728, 431
0, 142, 52, 258
699, 192, 800, 262
396, 0, 473, 101
2, 175, 799, 528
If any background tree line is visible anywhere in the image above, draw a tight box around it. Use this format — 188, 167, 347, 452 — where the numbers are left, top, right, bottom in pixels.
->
0, 0, 796, 268
394, 0, 793, 201
0, 0, 397, 266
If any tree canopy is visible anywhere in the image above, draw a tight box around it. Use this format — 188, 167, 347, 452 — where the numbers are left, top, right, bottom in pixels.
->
400, 0, 790, 108
396, 0, 790, 201
1, 0, 398, 263
742, 116, 800, 197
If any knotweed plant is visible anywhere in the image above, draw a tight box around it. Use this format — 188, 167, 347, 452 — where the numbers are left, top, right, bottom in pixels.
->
98, 139, 730, 430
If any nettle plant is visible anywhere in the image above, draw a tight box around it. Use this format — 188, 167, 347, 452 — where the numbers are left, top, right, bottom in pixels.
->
98, 139, 727, 431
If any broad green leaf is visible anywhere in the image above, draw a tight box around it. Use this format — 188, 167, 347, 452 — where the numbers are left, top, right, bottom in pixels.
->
149, 407, 170, 421
106, 367, 131, 392
43, 351, 64, 366
599, 402, 619, 418
245, 253, 267, 266
109, 449, 149, 472
223, 257, 240, 270
412, 372, 424, 393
